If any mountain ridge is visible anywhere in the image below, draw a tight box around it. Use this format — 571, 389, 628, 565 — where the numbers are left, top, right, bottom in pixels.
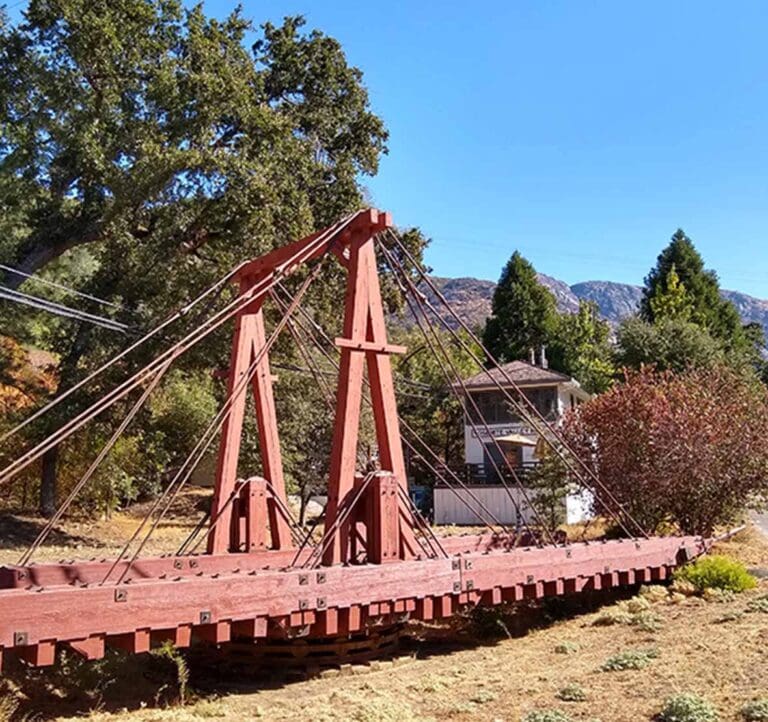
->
425, 275, 768, 335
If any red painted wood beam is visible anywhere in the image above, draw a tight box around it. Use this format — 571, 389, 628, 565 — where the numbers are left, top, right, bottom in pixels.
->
0, 536, 705, 667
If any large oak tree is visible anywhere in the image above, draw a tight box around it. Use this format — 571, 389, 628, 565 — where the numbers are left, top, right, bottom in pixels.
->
0, 2, 427, 515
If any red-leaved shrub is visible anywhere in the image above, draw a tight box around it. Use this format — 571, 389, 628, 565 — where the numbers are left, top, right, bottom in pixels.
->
564, 366, 768, 535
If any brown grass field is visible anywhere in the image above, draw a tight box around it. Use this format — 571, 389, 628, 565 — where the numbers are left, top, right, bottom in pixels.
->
1, 493, 767, 722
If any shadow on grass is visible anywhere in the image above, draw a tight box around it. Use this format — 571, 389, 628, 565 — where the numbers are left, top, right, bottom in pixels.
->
0, 512, 95, 552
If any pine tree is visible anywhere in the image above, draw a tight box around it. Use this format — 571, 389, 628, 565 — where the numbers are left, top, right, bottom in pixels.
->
482, 252, 557, 363
648, 264, 693, 321
640, 230, 743, 344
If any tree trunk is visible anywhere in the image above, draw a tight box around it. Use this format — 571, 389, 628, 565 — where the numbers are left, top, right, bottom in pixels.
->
4, 221, 104, 290
40, 446, 58, 517
36, 324, 92, 516
298, 491, 308, 527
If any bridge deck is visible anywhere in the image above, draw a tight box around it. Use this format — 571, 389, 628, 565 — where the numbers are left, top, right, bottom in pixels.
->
0, 534, 704, 668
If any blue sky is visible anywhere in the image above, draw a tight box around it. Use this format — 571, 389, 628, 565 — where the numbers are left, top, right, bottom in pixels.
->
7, 1, 768, 296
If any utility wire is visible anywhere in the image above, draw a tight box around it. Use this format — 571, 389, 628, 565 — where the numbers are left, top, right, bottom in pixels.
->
0, 263, 124, 310
0, 213, 357, 486
0, 285, 129, 332
0, 260, 244, 446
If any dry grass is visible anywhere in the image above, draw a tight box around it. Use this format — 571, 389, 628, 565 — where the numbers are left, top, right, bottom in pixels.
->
712, 523, 768, 569
2, 502, 768, 722
40, 577, 767, 722
0, 489, 211, 566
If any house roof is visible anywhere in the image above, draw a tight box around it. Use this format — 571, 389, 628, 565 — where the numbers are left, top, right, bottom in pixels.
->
458, 360, 576, 390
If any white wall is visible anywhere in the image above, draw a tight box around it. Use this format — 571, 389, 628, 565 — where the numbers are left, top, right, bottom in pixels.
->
433, 486, 591, 526
565, 489, 593, 524
464, 422, 539, 465
434, 485, 552, 525
446, 381, 593, 527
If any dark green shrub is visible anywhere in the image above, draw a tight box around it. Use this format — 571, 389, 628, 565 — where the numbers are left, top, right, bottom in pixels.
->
659, 693, 718, 722
673, 556, 756, 593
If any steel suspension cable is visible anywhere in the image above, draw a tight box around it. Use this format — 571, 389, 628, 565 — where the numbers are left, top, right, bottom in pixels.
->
396, 484, 448, 559
262, 479, 312, 547
383, 228, 646, 538
378, 241, 553, 544
288, 503, 329, 568
272, 283, 510, 535
0, 215, 356, 487
302, 472, 376, 569
0, 261, 245, 446
385, 228, 638, 533
176, 509, 212, 557
110, 263, 326, 582
17, 357, 175, 566
380, 250, 535, 539
271, 283, 510, 535
275, 313, 445, 560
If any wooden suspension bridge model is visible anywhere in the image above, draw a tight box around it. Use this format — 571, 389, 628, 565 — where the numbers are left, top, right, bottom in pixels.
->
0, 209, 707, 669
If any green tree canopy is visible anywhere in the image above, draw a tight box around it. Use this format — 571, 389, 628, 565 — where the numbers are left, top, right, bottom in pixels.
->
0, 3, 387, 290
640, 230, 743, 345
548, 300, 615, 393
0, 1, 430, 516
616, 316, 725, 373
482, 251, 557, 364
648, 264, 693, 322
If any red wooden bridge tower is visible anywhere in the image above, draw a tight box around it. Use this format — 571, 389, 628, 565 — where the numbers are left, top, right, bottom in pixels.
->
0, 209, 706, 669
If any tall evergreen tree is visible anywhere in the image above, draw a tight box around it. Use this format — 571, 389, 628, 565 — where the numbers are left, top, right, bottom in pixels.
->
649, 264, 693, 321
640, 230, 743, 345
482, 251, 557, 363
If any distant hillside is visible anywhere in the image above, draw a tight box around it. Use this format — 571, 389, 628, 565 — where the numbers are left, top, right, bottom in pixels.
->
415, 275, 768, 336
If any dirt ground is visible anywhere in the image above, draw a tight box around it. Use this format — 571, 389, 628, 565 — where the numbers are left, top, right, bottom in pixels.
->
1, 496, 768, 722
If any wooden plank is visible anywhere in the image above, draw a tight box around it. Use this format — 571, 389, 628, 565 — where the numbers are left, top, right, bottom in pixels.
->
68, 635, 105, 660
418, 597, 434, 621
232, 618, 267, 640
195, 621, 231, 644
0, 537, 704, 652
151, 625, 192, 649
18, 640, 56, 666
249, 308, 293, 550
334, 339, 407, 354
207, 293, 256, 555
1, 548, 311, 589
235, 209, 390, 281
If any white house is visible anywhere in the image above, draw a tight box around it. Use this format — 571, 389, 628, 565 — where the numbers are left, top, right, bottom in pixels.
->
433, 351, 592, 526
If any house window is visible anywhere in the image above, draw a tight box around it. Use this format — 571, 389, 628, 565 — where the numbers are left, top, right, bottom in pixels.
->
468, 391, 517, 424
467, 387, 557, 424
524, 388, 557, 418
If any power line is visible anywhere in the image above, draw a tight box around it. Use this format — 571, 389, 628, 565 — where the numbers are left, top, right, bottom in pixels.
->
0, 263, 125, 310
0, 285, 129, 332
